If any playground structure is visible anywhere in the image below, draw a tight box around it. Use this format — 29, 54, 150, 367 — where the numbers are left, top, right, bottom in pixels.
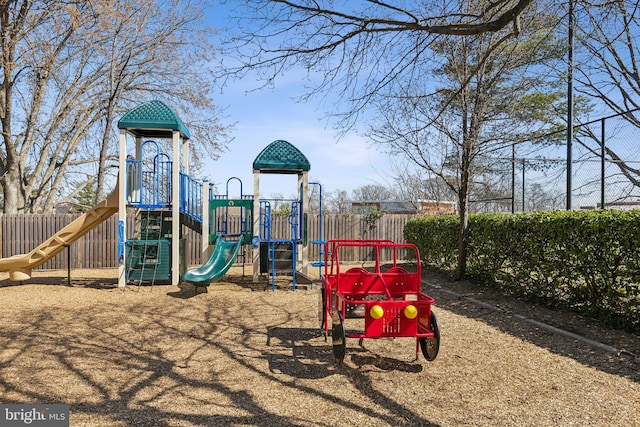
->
320, 239, 440, 364
0, 100, 321, 290
252, 139, 317, 289
119, 104, 319, 288
117, 101, 199, 287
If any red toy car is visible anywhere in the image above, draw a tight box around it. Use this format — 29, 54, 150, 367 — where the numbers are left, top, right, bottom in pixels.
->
320, 239, 440, 364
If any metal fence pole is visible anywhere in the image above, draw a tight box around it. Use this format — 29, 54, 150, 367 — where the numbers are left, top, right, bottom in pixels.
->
600, 118, 605, 209
566, 0, 574, 210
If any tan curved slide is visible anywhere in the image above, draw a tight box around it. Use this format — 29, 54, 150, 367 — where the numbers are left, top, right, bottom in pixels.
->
0, 184, 119, 282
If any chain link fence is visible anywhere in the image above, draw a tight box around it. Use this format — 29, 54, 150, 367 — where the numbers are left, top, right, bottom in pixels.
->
572, 109, 640, 209
470, 108, 640, 213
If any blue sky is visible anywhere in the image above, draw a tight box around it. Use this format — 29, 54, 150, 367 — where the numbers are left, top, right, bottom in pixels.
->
205, 83, 390, 199
202, 3, 391, 199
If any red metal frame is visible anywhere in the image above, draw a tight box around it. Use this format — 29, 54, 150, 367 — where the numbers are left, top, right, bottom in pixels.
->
321, 239, 437, 358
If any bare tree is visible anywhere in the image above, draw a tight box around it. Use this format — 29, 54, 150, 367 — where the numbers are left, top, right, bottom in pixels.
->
1, 1, 95, 213
576, 0, 640, 117
351, 184, 394, 202
367, 2, 567, 278
0, 0, 228, 213
90, 0, 230, 203
388, 160, 456, 206
217, 0, 534, 132
325, 189, 350, 214
526, 182, 563, 211
574, 0, 640, 198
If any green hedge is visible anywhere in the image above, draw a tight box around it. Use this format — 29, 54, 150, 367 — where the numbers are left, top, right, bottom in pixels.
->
405, 210, 640, 330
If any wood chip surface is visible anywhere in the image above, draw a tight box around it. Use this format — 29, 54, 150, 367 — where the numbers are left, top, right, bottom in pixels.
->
0, 268, 638, 426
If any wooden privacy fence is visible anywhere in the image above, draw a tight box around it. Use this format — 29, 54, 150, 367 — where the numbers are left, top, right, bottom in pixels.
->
0, 213, 416, 271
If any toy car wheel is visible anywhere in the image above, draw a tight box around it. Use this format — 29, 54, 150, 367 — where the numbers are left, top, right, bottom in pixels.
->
419, 312, 440, 361
332, 311, 346, 365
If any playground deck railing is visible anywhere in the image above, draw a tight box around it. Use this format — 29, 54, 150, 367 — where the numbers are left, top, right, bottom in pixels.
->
126, 158, 172, 208
179, 171, 203, 222
125, 158, 203, 222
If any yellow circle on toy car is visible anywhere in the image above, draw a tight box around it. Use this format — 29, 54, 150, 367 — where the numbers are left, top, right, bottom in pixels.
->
404, 305, 418, 319
370, 305, 384, 319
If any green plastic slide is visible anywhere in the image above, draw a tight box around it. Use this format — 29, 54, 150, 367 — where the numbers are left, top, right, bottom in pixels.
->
183, 237, 242, 285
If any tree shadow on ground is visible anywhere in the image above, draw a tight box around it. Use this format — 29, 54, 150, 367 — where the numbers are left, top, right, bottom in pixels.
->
264, 325, 439, 426
422, 271, 640, 383
349, 353, 424, 373
0, 299, 345, 426
266, 326, 334, 380
0, 275, 118, 289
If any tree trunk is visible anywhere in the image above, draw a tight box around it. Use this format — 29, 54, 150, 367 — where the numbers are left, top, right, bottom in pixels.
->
456, 105, 473, 280
2, 166, 22, 214
96, 108, 114, 203
455, 199, 469, 280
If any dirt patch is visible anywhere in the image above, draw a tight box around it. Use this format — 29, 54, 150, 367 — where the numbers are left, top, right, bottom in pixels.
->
0, 268, 638, 426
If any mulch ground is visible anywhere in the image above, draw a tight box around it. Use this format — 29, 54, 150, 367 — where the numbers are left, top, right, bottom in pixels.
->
0, 267, 638, 426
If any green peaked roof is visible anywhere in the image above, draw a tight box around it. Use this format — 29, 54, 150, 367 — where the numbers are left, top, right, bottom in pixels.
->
253, 140, 310, 174
118, 100, 190, 139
